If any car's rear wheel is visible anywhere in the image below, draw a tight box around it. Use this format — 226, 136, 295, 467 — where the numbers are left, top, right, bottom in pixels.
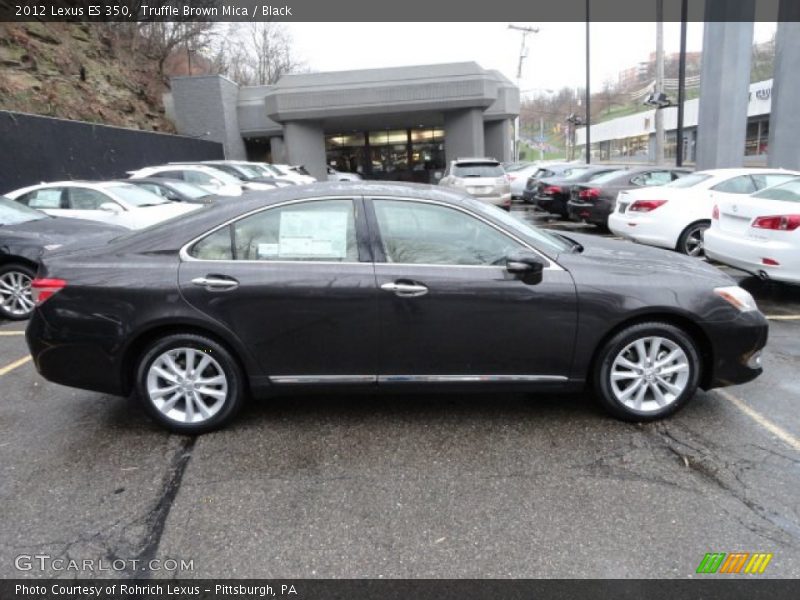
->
135, 333, 244, 434
0, 263, 36, 321
594, 322, 701, 421
677, 221, 710, 257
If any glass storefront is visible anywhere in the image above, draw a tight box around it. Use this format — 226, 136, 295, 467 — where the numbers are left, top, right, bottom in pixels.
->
326, 127, 444, 182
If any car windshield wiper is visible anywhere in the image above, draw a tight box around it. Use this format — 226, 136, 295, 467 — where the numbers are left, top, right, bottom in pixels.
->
557, 233, 584, 253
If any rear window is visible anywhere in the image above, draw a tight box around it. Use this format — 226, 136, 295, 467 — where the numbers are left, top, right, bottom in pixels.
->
666, 173, 712, 188
752, 178, 800, 203
533, 168, 554, 179
586, 170, 625, 185
561, 168, 592, 180
105, 184, 168, 207
453, 162, 504, 178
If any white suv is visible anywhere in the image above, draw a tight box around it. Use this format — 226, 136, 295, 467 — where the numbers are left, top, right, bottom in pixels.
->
438, 158, 512, 209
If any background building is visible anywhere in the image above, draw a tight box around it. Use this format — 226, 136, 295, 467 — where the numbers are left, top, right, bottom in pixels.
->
167, 62, 519, 182
575, 79, 773, 165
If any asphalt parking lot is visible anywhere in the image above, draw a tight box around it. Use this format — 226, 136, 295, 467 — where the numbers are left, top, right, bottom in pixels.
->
1, 206, 798, 579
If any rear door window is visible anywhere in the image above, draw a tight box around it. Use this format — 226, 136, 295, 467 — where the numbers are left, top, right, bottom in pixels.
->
18, 188, 65, 209
67, 187, 114, 210
711, 176, 757, 194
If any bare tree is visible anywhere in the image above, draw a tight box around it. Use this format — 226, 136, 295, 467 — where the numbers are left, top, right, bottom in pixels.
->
214, 22, 303, 86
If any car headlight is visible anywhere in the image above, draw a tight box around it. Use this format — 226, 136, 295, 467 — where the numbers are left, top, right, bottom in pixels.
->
714, 286, 758, 312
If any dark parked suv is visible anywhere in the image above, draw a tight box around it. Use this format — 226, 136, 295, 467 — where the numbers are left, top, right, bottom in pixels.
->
567, 167, 691, 227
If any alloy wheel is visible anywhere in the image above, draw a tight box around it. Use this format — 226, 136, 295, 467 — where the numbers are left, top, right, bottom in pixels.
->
146, 347, 228, 424
609, 336, 690, 413
684, 225, 707, 257
0, 270, 34, 317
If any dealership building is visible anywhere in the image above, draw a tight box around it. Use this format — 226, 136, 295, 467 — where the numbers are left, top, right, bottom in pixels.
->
167, 62, 519, 182
575, 79, 774, 166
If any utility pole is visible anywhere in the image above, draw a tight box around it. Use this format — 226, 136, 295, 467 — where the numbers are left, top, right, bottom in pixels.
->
654, 0, 665, 165
540, 116, 545, 160
509, 24, 539, 162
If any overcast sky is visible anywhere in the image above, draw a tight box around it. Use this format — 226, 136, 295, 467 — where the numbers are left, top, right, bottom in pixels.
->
287, 22, 777, 96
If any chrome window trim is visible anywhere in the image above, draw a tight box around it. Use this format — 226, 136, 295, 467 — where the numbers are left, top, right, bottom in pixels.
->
269, 374, 568, 384
179, 194, 565, 271
368, 195, 564, 271
179, 196, 362, 263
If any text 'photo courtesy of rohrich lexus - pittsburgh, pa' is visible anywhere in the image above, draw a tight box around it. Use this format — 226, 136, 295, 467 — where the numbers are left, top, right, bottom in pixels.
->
24, 182, 767, 434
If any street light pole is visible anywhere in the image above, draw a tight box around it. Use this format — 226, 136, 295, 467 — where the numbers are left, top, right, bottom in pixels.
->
655, 0, 665, 165
585, 0, 591, 164
676, 0, 688, 167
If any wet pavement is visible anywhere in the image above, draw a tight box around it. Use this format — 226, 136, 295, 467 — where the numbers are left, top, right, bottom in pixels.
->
1, 207, 798, 578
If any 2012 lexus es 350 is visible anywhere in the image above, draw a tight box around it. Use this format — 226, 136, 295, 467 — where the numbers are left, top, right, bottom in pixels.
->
25, 183, 768, 434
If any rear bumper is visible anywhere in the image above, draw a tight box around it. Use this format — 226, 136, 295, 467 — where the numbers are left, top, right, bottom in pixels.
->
705, 228, 800, 284
567, 200, 610, 225
702, 310, 769, 389
26, 308, 126, 396
607, 212, 678, 250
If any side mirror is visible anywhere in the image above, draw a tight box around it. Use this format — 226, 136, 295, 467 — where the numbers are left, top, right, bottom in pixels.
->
506, 250, 546, 285
99, 202, 121, 213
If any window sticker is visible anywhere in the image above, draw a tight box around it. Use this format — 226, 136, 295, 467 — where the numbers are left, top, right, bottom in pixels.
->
278, 210, 348, 258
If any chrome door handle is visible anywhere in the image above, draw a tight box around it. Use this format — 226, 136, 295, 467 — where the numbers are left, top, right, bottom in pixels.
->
191, 276, 239, 291
380, 282, 429, 297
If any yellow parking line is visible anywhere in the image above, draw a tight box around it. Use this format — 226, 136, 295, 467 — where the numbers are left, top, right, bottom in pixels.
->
0, 331, 26, 336
765, 315, 800, 321
716, 389, 800, 452
0, 355, 31, 376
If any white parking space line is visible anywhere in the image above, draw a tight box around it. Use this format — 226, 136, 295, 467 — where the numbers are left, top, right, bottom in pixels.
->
0, 331, 26, 336
716, 388, 800, 453
0, 355, 31, 377
765, 315, 800, 321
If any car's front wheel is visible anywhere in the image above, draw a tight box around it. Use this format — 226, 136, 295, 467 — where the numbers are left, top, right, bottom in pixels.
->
135, 333, 245, 434
594, 322, 701, 421
0, 263, 36, 321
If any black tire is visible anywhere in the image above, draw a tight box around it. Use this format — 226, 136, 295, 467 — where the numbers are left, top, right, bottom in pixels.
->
0, 263, 36, 321
593, 321, 701, 422
135, 333, 245, 434
677, 220, 710, 257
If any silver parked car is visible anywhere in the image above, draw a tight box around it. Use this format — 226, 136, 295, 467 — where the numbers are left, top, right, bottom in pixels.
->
438, 158, 512, 210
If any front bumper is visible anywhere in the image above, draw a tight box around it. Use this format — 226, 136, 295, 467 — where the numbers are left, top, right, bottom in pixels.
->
702, 310, 768, 389
705, 228, 800, 284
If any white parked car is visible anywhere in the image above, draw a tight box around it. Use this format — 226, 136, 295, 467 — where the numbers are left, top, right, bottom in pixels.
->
327, 166, 362, 182
705, 177, 800, 284
261, 164, 316, 184
128, 165, 244, 196
505, 162, 543, 198
4, 181, 200, 229
608, 168, 799, 256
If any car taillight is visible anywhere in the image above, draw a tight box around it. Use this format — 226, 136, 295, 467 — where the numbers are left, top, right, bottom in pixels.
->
751, 214, 800, 231
579, 188, 600, 200
31, 278, 66, 305
506, 174, 516, 181
712, 205, 719, 220
629, 200, 667, 212
544, 185, 562, 195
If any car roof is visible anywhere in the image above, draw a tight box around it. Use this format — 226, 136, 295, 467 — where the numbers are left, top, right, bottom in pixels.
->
109, 182, 481, 252
453, 157, 499, 163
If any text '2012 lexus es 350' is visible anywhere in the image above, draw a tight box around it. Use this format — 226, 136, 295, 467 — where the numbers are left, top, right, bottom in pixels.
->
26, 182, 768, 434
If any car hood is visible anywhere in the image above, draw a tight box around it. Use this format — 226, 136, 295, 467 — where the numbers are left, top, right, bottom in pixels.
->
556, 231, 733, 285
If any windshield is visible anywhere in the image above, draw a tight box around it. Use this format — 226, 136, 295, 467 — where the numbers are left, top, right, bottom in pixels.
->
666, 173, 712, 188
587, 170, 626, 184
752, 178, 800, 202
462, 197, 572, 255
453, 163, 504, 178
231, 164, 268, 179
167, 181, 212, 200
105, 184, 168, 207
561, 167, 592, 180
0, 196, 48, 225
